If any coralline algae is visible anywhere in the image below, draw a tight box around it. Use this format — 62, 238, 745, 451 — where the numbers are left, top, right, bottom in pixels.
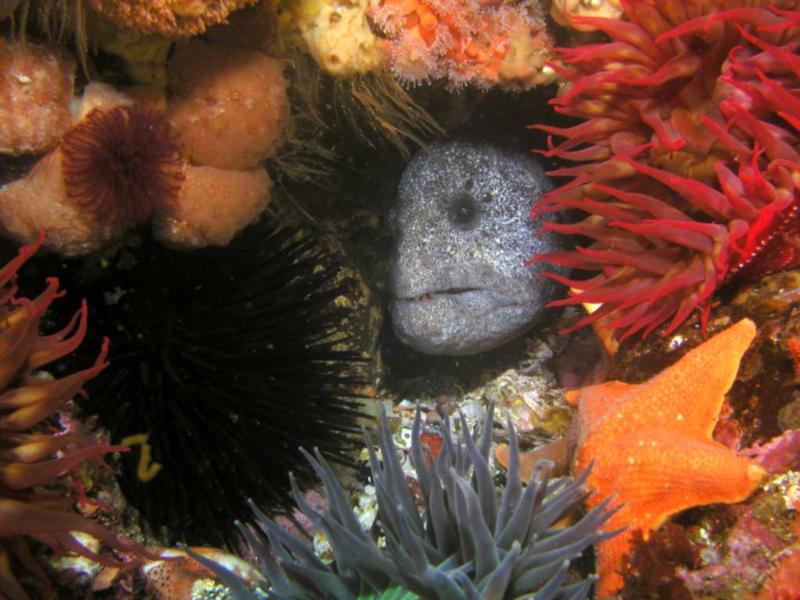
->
390, 140, 562, 355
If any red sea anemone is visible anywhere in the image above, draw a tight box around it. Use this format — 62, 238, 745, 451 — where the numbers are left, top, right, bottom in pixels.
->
530, 0, 800, 340
61, 105, 185, 227
0, 235, 141, 599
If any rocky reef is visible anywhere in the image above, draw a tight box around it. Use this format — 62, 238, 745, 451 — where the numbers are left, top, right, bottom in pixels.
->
0, 1, 798, 599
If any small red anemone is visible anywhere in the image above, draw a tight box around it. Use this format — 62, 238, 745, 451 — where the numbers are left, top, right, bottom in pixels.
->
0, 234, 143, 600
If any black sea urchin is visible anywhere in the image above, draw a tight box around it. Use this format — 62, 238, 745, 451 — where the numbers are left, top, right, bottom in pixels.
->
61, 105, 184, 226
23, 216, 377, 548
198, 404, 616, 599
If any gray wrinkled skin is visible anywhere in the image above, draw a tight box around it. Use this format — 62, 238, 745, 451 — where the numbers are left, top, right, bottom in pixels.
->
390, 141, 563, 355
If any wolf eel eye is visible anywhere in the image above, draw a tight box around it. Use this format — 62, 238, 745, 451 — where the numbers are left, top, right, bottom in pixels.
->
448, 193, 479, 230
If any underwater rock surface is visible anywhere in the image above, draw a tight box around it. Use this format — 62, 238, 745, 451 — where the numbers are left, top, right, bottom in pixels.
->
390, 140, 561, 355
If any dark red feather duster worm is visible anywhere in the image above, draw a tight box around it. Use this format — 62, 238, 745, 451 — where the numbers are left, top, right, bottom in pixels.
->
61, 105, 185, 226
530, 1, 800, 340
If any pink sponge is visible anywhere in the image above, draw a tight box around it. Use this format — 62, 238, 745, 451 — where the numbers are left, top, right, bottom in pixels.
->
167, 39, 288, 170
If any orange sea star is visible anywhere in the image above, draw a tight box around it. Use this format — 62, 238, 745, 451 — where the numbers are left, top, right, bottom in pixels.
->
497, 318, 766, 598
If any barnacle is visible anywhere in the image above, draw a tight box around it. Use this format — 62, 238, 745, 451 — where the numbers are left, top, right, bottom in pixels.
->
202, 403, 615, 599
